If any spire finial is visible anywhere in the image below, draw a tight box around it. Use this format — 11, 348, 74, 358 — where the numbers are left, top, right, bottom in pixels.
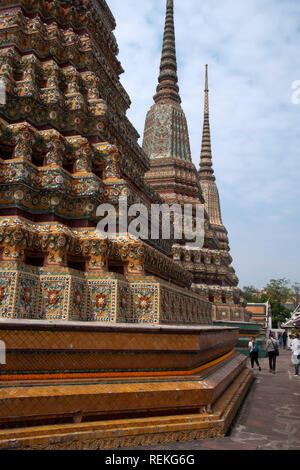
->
199, 64, 215, 181
204, 64, 209, 114
153, 0, 181, 104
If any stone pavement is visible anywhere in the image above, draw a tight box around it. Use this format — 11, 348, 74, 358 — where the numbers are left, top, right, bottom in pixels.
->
127, 349, 300, 451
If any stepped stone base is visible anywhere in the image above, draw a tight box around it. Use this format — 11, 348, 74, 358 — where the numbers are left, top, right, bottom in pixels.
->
0, 320, 253, 448
0, 367, 253, 450
0, 320, 238, 381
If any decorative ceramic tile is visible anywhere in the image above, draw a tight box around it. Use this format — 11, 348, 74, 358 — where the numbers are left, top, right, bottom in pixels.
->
116, 282, 130, 323
0, 271, 16, 318
14, 271, 39, 319
39, 276, 70, 320
130, 283, 159, 324
87, 280, 116, 322
69, 277, 88, 322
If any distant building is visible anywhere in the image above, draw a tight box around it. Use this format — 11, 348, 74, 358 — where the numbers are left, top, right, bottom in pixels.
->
247, 302, 272, 330
282, 305, 300, 347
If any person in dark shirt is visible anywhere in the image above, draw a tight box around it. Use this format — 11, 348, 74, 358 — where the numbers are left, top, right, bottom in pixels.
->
266, 332, 279, 374
282, 330, 287, 350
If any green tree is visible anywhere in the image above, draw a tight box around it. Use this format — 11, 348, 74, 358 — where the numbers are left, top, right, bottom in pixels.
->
241, 286, 268, 303
265, 279, 291, 328
241, 285, 259, 302
242, 279, 295, 328
291, 283, 300, 309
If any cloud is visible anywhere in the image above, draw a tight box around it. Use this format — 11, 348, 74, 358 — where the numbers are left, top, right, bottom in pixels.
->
108, 0, 300, 289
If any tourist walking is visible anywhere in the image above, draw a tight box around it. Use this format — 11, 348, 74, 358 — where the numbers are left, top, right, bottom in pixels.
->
282, 331, 287, 350
278, 333, 283, 349
266, 332, 279, 374
291, 333, 300, 377
248, 337, 261, 371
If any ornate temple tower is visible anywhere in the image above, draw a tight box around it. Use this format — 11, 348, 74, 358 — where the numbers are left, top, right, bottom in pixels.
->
143, 0, 250, 322
199, 65, 230, 252
0, 0, 253, 447
143, 0, 203, 207
196, 65, 253, 322
0, 0, 213, 325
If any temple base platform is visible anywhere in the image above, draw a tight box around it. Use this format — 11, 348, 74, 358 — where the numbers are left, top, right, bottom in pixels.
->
0, 320, 253, 449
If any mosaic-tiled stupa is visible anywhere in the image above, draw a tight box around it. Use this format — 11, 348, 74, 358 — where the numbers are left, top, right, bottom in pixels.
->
0, 0, 213, 325
0, 0, 253, 449
197, 66, 263, 354
143, 0, 250, 324
195, 65, 252, 322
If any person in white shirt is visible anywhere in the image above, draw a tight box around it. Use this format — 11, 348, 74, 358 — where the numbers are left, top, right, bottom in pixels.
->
248, 337, 261, 371
291, 333, 300, 377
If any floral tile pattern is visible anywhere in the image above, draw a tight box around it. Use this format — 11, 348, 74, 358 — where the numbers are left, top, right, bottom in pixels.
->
39, 276, 69, 320
0, 272, 16, 318
87, 280, 115, 322
15, 272, 39, 319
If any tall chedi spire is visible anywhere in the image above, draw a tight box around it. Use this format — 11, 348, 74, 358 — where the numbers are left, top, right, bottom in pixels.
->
199, 65, 214, 181
143, 0, 203, 205
196, 66, 252, 326
198, 65, 230, 251
144, 9, 250, 325
154, 0, 181, 105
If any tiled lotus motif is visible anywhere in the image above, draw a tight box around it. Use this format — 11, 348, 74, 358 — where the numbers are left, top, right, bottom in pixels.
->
40, 279, 67, 320
89, 283, 114, 322
17, 275, 38, 319
131, 285, 159, 324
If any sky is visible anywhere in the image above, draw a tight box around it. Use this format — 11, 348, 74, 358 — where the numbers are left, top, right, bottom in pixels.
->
108, 0, 300, 289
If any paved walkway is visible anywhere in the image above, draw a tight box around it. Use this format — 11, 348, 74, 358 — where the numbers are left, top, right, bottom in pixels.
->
127, 349, 300, 450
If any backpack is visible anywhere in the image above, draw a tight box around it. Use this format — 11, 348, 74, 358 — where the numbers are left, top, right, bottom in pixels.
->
253, 343, 259, 353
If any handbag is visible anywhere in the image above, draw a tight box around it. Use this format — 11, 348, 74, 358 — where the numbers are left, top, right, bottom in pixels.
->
271, 339, 279, 356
